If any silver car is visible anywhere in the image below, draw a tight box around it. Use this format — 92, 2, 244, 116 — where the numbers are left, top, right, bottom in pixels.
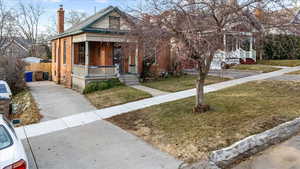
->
0, 81, 12, 99
0, 115, 28, 169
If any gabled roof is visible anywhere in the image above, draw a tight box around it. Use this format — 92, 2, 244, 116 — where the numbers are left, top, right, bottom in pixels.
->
51, 6, 132, 40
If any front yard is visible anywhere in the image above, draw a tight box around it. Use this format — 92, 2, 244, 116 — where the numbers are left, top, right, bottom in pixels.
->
257, 60, 300, 67
108, 80, 300, 163
231, 64, 281, 73
142, 75, 229, 92
85, 86, 152, 109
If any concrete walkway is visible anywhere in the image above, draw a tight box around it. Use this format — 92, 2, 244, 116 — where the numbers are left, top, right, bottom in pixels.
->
267, 74, 300, 81
233, 133, 300, 169
208, 69, 261, 79
131, 85, 169, 96
28, 81, 96, 121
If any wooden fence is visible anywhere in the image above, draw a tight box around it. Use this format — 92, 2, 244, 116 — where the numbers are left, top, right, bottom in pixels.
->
25, 63, 52, 75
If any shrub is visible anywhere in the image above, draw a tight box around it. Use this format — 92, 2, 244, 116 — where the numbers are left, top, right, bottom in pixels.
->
83, 79, 123, 94
263, 35, 300, 60
0, 55, 26, 94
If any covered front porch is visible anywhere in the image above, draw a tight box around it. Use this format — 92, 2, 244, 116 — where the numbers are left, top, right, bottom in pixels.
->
71, 39, 139, 90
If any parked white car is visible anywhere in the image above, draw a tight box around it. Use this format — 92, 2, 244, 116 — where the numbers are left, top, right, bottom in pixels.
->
0, 115, 28, 169
0, 81, 12, 99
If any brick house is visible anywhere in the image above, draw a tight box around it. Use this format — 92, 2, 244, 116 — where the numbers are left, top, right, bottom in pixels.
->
51, 5, 172, 91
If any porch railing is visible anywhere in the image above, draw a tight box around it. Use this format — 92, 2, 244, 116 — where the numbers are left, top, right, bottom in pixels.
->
72, 64, 118, 77
88, 66, 117, 77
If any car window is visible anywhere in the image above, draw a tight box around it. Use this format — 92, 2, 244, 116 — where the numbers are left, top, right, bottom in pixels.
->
0, 84, 8, 93
3, 117, 17, 138
0, 125, 12, 150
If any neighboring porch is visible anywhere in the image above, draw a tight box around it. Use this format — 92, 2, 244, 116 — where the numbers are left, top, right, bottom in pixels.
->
71, 41, 139, 90
211, 32, 257, 70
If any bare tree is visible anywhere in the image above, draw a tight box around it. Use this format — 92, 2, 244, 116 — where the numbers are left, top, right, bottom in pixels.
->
14, 2, 44, 44
0, 0, 15, 55
65, 10, 88, 28
129, 0, 294, 113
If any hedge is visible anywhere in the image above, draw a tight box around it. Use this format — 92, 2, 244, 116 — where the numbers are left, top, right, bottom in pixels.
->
263, 35, 300, 60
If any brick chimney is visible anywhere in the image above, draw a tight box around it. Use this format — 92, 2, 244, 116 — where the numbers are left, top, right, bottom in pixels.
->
57, 5, 65, 34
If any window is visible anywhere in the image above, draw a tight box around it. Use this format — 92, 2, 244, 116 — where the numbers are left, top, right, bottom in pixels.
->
3, 116, 17, 138
0, 125, 13, 150
63, 40, 67, 64
0, 84, 7, 93
53, 42, 56, 63
109, 16, 120, 30
78, 43, 86, 65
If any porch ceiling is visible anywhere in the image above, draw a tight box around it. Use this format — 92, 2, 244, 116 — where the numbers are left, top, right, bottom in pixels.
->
73, 33, 135, 43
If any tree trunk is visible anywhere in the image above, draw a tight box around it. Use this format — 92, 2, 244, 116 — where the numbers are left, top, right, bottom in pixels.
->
194, 73, 210, 113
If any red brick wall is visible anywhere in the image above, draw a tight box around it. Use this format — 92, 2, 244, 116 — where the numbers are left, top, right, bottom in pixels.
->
150, 40, 171, 75
51, 36, 72, 88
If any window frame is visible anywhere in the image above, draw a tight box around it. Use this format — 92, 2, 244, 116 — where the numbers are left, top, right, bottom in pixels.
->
63, 40, 67, 65
53, 42, 56, 63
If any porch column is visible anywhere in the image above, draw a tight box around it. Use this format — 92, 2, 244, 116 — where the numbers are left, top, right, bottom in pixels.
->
85, 41, 89, 76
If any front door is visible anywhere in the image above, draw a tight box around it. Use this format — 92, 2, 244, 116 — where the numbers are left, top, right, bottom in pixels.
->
113, 43, 124, 74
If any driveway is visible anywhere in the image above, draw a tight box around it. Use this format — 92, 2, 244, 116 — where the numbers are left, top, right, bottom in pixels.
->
233, 133, 300, 169
28, 81, 96, 121
24, 121, 181, 169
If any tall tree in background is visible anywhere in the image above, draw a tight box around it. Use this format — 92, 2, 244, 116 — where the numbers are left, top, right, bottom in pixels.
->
14, 2, 44, 57
130, 0, 294, 113
0, 0, 15, 55
65, 10, 88, 27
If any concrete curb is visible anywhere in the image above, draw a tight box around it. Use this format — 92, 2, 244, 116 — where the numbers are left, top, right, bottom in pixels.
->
181, 117, 300, 169
210, 117, 300, 168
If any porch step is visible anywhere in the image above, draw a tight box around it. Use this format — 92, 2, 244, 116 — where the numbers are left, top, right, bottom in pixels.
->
119, 74, 140, 86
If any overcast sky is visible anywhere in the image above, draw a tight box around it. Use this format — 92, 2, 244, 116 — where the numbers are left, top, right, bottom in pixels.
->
4, 0, 141, 33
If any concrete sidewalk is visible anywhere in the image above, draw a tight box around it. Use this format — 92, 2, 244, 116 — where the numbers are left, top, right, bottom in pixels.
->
131, 85, 169, 96
28, 81, 96, 121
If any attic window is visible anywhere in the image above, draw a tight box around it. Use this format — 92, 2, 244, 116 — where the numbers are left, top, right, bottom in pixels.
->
109, 16, 120, 30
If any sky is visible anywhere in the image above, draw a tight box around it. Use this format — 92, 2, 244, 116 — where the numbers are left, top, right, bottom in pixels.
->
3, 0, 141, 33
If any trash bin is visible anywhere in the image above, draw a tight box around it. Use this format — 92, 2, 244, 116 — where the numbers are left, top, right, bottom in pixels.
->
35, 71, 43, 81
43, 72, 49, 80
24, 72, 33, 82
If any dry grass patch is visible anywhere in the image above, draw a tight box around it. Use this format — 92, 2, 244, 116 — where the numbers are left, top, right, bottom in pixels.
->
287, 70, 300, 75
257, 60, 300, 67
231, 64, 280, 73
108, 81, 300, 163
142, 75, 229, 92
85, 86, 152, 109
11, 90, 42, 126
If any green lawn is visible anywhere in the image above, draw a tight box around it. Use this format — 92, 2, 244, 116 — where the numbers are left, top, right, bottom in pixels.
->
142, 75, 229, 92
257, 60, 300, 67
231, 64, 281, 73
85, 86, 152, 109
108, 81, 300, 163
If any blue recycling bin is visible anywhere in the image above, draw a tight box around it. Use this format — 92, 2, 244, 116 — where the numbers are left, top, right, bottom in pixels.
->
25, 72, 33, 82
